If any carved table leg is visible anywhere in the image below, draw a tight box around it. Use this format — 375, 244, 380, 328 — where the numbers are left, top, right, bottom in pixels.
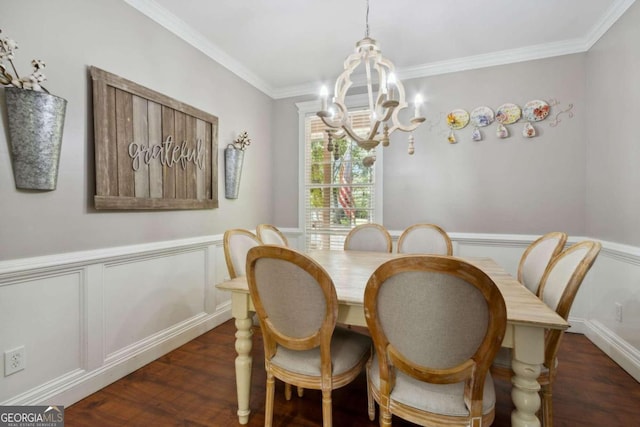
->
511, 325, 544, 427
232, 293, 254, 424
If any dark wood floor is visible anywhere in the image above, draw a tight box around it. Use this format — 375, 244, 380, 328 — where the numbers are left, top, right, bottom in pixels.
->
66, 320, 640, 426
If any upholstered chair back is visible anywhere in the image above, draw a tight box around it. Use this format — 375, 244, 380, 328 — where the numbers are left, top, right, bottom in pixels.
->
344, 223, 392, 253
256, 224, 289, 246
518, 232, 567, 296
396, 223, 453, 255
223, 229, 262, 278
364, 255, 507, 426
250, 249, 332, 342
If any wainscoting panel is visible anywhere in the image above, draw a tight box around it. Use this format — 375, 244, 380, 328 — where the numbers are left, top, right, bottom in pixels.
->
0, 231, 637, 407
103, 248, 207, 358
0, 236, 231, 406
0, 269, 84, 403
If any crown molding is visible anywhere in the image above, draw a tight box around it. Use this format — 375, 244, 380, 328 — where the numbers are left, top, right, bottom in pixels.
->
124, 0, 635, 100
584, 0, 636, 49
123, 0, 276, 98
274, 0, 637, 99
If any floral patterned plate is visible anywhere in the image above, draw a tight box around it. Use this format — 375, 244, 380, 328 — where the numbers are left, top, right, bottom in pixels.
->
495, 103, 521, 125
470, 106, 495, 127
446, 109, 470, 130
522, 100, 550, 122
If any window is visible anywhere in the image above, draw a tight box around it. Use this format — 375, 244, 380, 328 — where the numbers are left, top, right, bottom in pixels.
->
297, 96, 382, 251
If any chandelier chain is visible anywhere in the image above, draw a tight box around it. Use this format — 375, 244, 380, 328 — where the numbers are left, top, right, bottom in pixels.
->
365, 0, 370, 38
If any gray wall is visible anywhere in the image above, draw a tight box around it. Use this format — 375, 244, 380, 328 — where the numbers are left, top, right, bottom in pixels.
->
0, 0, 274, 261
4, 0, 639, 262
586, 0, 640, 247
273, 54, 587, 236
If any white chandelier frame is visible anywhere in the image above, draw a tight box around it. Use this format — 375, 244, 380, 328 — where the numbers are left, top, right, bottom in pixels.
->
316, 1, 425, 163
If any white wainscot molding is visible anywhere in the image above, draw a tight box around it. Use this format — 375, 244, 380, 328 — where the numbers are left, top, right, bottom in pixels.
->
1, 230, 638, 405
0, 235, 232, 406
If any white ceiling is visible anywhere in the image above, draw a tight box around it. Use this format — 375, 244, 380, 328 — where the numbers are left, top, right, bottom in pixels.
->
125, 0, 635, 99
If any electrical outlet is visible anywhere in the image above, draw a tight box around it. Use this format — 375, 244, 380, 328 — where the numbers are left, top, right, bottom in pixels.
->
615, 303, 623, 322
4, 346, 25, 376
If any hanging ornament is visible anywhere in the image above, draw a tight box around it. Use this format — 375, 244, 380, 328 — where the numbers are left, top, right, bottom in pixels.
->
470, 106, 494, 142
521, 100, 550, 138
522, 122, 536, 138
408, 134, 415, 154
446, 109, 469, 144
496, 123, 509, 138
363, 149, 376, 168
448, 130, 457, 144
495, 103, 521, 139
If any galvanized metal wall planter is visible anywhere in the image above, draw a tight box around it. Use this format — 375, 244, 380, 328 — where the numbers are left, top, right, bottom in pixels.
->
5, 87, 67, 190
224, 144, 244, 199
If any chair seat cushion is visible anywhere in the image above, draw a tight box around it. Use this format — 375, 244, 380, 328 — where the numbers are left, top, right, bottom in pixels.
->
368, 353, 495, 417
271, 327, 372, 376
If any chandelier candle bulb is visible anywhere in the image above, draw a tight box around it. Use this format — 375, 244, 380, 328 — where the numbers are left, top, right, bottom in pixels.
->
414, 94, 423, 118
320, 86, 328, 112
387, 73, 396, 99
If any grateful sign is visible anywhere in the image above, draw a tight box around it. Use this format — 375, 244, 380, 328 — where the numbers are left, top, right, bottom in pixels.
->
90, 66, 218, 210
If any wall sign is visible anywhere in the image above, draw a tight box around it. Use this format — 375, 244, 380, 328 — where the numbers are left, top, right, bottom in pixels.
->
90, 66, 218, 210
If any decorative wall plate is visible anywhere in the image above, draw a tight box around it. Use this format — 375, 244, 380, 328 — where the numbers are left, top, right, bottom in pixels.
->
522, 100, 550, 122
495, 103, 521, 125
446, 109, 470, 130
470, 106, 495, 127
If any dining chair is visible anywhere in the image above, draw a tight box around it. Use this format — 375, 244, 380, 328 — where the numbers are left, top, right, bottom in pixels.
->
256, 223, 289, 246
223, 228, 262, 278
396, 223, 453, 255
344, 223, 392, 253
492, 240, 601, 427
226, 228, 303, 399
364, 255, 507, 427
518, 232, 568, 296
246, 245, 372, 427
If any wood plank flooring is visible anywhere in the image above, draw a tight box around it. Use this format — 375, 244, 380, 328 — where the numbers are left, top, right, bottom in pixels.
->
66, 320, 640, 426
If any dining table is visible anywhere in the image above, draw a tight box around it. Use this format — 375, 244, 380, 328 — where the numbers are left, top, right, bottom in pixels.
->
216, 250, 569, 427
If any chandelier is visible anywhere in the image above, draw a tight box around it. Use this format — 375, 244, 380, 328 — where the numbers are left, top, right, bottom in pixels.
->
317, 0, 425, 166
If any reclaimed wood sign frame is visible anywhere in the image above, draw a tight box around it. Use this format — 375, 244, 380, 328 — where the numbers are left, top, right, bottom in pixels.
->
90, 66, 218, 210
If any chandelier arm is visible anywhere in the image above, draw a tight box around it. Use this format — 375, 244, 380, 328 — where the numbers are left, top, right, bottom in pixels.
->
367, 120, 383, 141
376, 103, 395, 122
319, 115, 343, 130
342, 125, 367, 144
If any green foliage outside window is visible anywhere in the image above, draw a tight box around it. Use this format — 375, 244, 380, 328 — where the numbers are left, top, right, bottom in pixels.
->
309, 135, 374, 226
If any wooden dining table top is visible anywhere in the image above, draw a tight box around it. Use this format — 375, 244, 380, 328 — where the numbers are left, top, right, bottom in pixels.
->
217, 249, 569, 331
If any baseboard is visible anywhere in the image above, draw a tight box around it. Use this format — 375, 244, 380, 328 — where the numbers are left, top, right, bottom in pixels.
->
2, 306, 232, 406
583, 320, 640, 382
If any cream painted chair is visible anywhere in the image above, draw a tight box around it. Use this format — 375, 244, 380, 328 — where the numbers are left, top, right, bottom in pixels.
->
492, 240, 601, 427
256, 224, 289, 246
396, 223, 453, 255
518, 232, 568, 296
365, 255, 507, 427
246, 245, 372, 427
344, 223, 392, 253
